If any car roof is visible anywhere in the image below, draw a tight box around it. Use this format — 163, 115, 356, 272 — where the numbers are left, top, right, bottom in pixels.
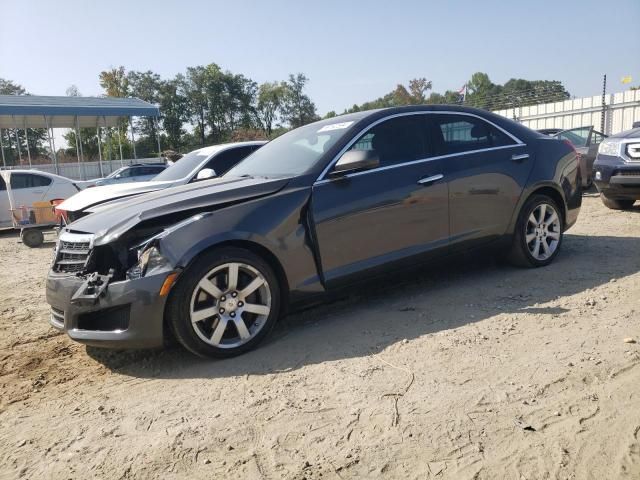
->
0, 169, 71, 182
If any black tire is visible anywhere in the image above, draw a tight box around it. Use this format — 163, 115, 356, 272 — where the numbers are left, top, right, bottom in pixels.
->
166, 247, 281, 359
507, 194, 564, 268
600, 193, 635, 210
21, 229, 44, 248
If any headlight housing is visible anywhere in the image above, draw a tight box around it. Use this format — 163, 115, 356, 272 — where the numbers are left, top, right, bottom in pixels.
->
598, 140, 621, 156
126, 245, 172, 280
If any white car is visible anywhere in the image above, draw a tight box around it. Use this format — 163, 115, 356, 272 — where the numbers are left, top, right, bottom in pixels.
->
0, 170, 82, 228
57, 141, 265, 222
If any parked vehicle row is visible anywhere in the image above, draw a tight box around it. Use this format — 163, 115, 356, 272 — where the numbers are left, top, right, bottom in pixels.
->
46, 105, 582, 358
55, 141, 265, 222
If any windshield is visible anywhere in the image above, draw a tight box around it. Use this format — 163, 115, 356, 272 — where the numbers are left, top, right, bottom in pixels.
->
225, 120, 355, 178
106, 167, 126, 179
153, 149, 213, 182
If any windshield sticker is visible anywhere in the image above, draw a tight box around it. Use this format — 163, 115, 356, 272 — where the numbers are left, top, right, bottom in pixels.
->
317, 121, 354, 133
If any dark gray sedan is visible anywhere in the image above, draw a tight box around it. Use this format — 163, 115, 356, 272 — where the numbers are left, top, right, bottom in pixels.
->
46, 105, 581, 358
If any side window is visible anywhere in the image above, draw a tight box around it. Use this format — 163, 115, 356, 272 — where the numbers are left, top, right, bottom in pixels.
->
118, 168, 134, 178
431, 115, 515, 155
206, 146, 256, 174
348, 115, 428, 166
0, 176, 6, 191
591, 131, 604, 145
139, 166, 162, 175
10, 173, 52, 189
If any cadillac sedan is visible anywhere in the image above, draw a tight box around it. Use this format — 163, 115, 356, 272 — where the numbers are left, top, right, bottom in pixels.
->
46, 105, 581, 358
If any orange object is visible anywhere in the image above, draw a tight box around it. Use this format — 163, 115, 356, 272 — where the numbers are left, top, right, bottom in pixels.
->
33, 201, 57, 224
159, 272, 179, 297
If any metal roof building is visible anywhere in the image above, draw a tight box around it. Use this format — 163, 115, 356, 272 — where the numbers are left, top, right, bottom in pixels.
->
0, 95, 161, 177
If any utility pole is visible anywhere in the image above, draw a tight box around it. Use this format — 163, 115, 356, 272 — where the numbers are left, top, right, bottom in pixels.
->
600, 74, 607, 133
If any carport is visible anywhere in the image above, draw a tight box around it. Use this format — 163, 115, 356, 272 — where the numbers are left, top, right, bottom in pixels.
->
0, 95, 160, 179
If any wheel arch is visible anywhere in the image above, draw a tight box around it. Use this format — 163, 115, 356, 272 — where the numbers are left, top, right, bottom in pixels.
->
509, 183, 567, 234
171, 238, 290, 313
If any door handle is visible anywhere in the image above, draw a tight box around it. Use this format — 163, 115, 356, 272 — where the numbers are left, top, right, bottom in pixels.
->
511, 153, 529, 162
418, 174, 444, 185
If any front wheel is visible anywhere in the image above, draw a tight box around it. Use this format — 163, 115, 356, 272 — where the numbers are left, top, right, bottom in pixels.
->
600, 193, 635, 210
166, 247, 281, 358
507, 194, 564, 268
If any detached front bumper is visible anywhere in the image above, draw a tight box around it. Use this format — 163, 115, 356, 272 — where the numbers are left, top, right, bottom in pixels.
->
46, 271, 171, 349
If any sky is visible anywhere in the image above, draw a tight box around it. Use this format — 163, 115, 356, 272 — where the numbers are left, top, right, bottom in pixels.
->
1, 0, 639, 117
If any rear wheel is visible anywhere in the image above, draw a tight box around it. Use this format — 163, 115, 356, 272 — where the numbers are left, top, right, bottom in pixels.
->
600, 193, 635, 210
166, 247, 280, 358
507, 194, 564, 268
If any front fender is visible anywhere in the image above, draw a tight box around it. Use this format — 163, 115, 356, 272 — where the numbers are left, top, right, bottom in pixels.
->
155, 187, 324, 300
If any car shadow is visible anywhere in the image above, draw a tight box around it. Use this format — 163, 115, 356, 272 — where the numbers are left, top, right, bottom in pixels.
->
87, 233, 640, 378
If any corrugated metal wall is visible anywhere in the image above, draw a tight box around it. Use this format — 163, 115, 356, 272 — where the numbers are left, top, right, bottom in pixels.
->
494, 89, 640, 135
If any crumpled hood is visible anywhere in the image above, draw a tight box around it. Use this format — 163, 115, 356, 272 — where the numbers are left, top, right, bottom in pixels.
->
65, 176, 290, 245
57, 180, 177, 212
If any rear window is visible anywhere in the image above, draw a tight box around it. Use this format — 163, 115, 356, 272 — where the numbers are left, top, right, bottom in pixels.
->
431, 115, 515, 156
10, 173, 52, 189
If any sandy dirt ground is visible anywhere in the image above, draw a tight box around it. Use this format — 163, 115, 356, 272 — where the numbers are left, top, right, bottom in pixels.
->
0, 194, 639, 480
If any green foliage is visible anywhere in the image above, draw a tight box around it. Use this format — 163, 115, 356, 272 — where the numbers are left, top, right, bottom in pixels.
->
0, 78, 48, 166
346, 73, 570, 114
257, 81, 287, 136
0, 78, 26, 95
280, 74, 318, 128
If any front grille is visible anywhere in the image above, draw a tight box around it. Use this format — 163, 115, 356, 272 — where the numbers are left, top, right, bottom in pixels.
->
53, 233, 93, 274
614, 169, 640, 176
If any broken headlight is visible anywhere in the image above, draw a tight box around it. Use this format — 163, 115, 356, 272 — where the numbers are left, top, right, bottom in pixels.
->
126, 245, 172, 280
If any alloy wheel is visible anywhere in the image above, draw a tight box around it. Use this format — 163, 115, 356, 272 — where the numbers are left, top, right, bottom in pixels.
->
525, 203, 561, 261
189, 262, 272, 349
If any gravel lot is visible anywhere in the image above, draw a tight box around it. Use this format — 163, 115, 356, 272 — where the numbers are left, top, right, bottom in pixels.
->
0, 194, 639, 480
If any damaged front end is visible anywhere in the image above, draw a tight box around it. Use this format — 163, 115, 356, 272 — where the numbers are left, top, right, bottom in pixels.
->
46, 214, 210, 348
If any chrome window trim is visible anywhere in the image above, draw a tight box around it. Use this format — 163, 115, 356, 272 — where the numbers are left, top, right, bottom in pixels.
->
314, 144, 525, 185
315, 110, 525, 183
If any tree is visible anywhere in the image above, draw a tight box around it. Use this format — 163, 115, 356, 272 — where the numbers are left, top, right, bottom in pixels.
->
281, 74, 318, 128
183, 65, 211, 146
408, 78, 432, 104
127, 70, 162, 155
99, 67, 129, 97
0, 78, 47, 166
159, 77, 188, 149
0, 78, 26, 95
65, 85, 81, 97
257, 81, 286, 136
63, 85, 101, 161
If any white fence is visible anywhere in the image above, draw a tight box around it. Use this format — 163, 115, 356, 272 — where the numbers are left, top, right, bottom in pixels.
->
2, 157, 164, 180
494, 89, 640, 135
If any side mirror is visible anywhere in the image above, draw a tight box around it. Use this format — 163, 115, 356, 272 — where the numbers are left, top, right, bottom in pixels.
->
114, 174, 122, 179
196, 168, 216, 181
331, 150, 380, 176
